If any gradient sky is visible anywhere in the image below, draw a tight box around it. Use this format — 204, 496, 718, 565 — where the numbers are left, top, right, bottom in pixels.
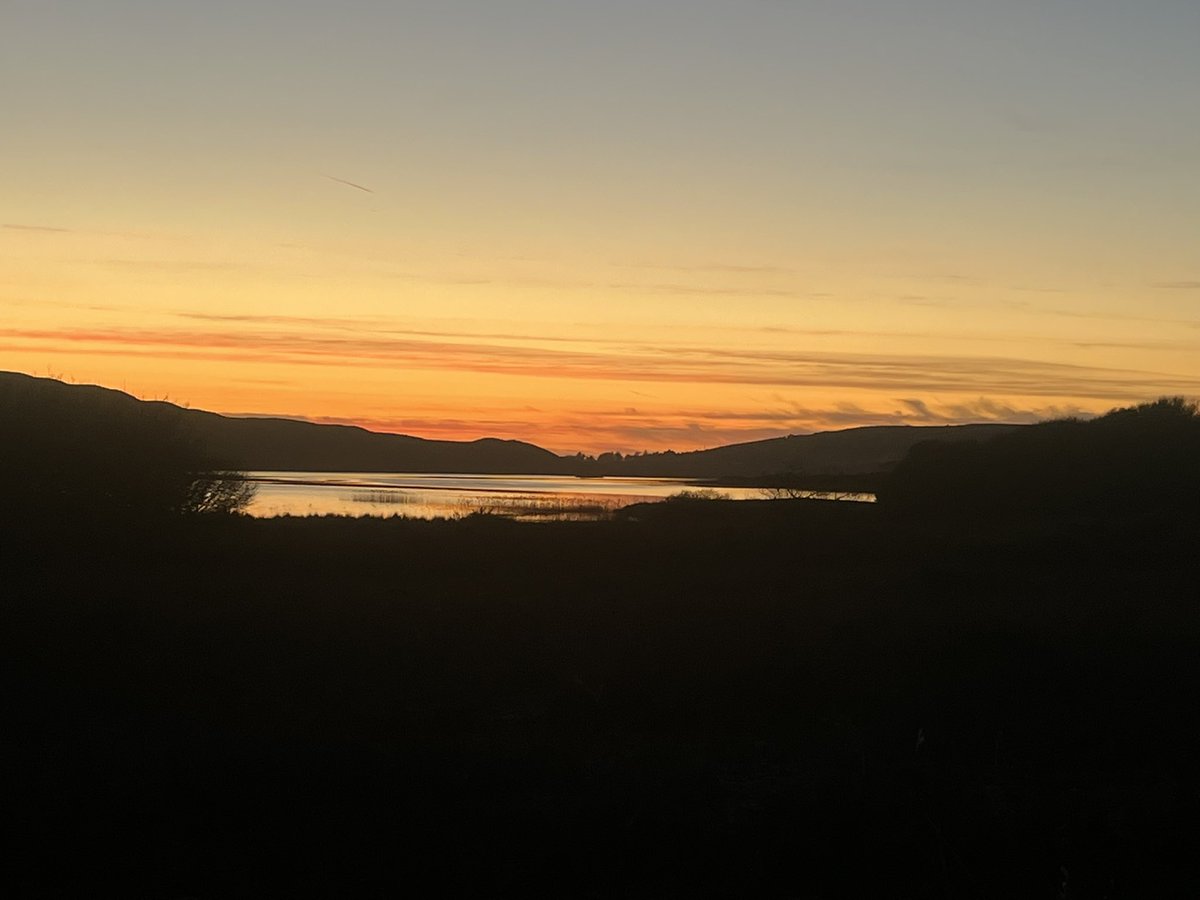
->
4, 1, 1199, 453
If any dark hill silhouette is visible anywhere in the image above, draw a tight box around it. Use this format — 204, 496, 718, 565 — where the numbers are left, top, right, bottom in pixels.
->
0, 371, 561, 474
0, 371, 252, 525
2, 371, 1022, 477
597, 423, 1020, 478
185, 409, 561, 473
881, 396, 1200, 519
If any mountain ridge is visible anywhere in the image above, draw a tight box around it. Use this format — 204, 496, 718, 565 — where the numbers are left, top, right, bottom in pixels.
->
0, 370, 1023, 477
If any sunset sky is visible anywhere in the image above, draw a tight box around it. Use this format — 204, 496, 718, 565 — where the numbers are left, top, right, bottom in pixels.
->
4, 1, 1199, 453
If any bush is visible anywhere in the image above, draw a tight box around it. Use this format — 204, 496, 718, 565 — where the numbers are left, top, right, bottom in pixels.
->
666, 488, 730, 502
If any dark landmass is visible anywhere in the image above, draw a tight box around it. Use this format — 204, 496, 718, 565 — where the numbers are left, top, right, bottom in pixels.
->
0, 371, 1020, 479
575, 422, 1020, 479
0, 370, 559, 475
4, 377, 1199, 895
6, 502, 1199, 896
882, 396, 1200, 520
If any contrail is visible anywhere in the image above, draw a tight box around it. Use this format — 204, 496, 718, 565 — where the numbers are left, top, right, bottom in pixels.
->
321, 174, 374, 193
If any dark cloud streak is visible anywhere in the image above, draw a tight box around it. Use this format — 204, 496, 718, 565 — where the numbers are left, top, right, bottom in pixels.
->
3, 223, 73, 233
321, 174, 374, 193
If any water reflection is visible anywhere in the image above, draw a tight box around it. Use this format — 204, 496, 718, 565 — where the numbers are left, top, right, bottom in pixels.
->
244, 472, 874, 520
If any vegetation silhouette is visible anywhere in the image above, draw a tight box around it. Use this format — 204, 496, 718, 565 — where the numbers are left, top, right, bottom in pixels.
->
3, 388, 1199, 896
881, 397, 1200, 521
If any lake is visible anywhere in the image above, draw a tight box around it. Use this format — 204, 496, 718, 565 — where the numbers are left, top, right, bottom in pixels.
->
245, 472, 874, 519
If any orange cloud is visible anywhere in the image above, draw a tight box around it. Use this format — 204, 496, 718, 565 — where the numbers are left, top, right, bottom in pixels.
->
5, 323, 1198, 401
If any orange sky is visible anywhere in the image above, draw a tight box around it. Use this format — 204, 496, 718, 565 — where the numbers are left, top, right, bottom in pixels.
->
4, 2, 1200, 453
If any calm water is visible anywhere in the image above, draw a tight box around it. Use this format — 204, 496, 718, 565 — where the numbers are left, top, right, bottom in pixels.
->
245, 472, 874, 519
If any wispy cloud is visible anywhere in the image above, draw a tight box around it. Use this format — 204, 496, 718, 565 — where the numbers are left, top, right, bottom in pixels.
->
174, 311, 635, 346
597, 397, 1094, 430
7, 323, 1200, 403
1031, 305, 1200, 329
1153, 280, 1200, 290
1, 223, 161, 240
0, 297, 126, 313
604, 281, 814, 298
1071, 337, 1200, 353
98, 259, 253, 273
3, 223, 73, 233
613, 260, 796, 275
171, 310, 1060, 351
176, 311, 382, 329
321, 174, 374, 193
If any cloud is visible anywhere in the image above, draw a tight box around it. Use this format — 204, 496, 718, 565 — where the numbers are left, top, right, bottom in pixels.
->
1029, 305, 1200, 329
3, 223, 73, 233
171, 310, 1198, 355
901, 398, 936, 419
173, 311, 634, 346
614, 260, 796, 275
1, 223, 160, 240
1010, 285, 1067, 294
7, 323, 1200, 404
604, 281, 813, 298
321, 174, 374, 193
1071, 338, 1200, 352
99, 259, 253, 273
177, 311, 376, 328
1153, 281, 1200, 290
604, 397, 1094, 430
921, 274, 983, 285
0, 297, 126, 313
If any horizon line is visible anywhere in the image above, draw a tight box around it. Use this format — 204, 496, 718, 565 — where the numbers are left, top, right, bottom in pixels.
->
4, 368, 1056, 458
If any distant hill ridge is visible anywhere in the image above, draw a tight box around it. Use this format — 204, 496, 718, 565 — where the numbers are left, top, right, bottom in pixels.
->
0, 371, 558, 475
0, 371, 1022, 477
608, 423, 1020, 478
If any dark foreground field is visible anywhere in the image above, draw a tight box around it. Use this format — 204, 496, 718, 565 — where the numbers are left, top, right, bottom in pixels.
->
4, 499, 1199, 897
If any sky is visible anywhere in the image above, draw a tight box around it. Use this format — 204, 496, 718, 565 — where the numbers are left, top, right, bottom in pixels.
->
3, 0, 1199, 453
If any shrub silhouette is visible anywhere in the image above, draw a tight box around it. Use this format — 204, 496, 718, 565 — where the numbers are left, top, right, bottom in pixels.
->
880, 397, 1200, 520
666, 488, 730, 502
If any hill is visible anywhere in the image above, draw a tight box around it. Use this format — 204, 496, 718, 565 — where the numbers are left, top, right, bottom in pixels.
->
881, 396, 1200, 519
0, 371, 562, 474
1, 371, 1023, 477
602, 423, 1021, 478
